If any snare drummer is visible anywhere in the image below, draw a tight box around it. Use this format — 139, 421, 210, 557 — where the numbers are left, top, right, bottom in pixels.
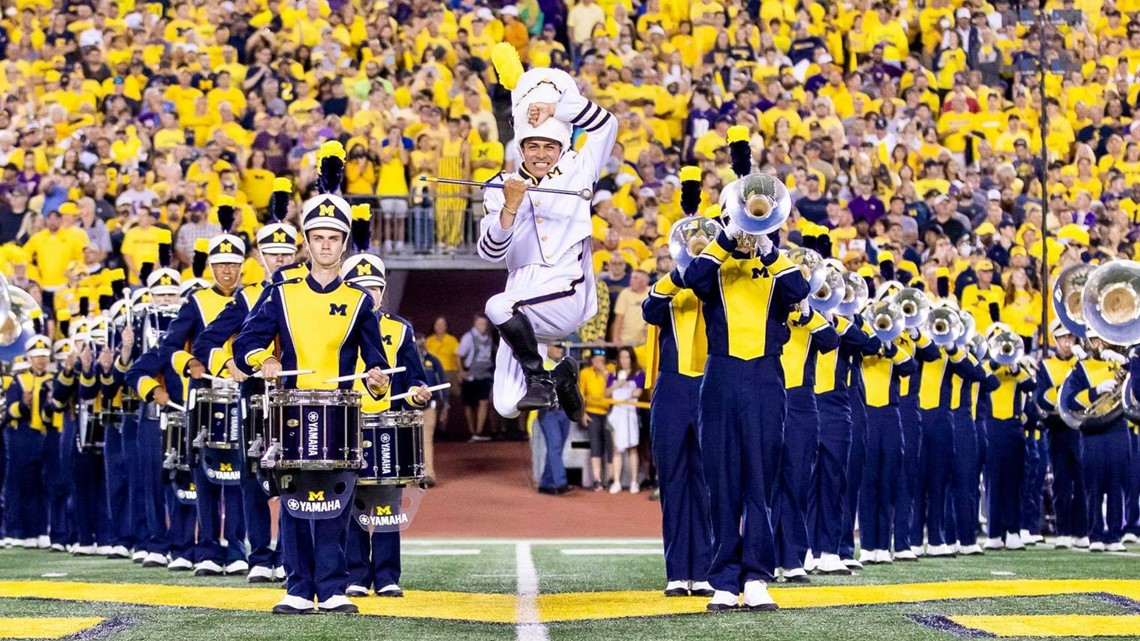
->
340, 253, 433, 599
192, 179, 300, 583
232, 154, 392, 615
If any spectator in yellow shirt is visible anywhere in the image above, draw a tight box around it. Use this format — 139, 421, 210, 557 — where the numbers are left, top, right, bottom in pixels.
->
119, 207, 163, 285
426, 316, 461, 429
23, 208, 86, 291
960, 260, 1004, 336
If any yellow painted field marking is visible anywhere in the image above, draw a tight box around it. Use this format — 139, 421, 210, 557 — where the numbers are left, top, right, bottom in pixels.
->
1, 579, 1140, 624
0, 617, 104, 639
951, 615, 1140, 637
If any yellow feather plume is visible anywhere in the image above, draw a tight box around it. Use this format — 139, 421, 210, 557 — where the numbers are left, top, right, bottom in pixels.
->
272, 177, 293, 193
680, 166, 702, 183
351, 204, 372, 222
492, 42, 524, 91
194, 238, 210, 253
155, 228, 172, 244
727, 125, 750, 144
216, 194, 236, 208
318, 140, 346, 162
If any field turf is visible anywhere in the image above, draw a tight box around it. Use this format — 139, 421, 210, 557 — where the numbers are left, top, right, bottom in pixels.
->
1, 540, 1140, 640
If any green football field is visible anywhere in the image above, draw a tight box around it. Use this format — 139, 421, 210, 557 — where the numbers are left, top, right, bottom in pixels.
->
2, 540, 1140, 640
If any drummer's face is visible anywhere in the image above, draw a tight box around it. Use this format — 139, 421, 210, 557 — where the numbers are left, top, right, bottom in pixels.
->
153, 293, 180, 305
29, 355, 47, 372
306, 230, 346, 269
211, 262, 242, 290
262, 251, 296, 274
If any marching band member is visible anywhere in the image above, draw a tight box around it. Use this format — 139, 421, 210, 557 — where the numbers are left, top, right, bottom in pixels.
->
1037, 321, 1086, 548
341, 241, 432, 600
44, 337, 72, 551
856, 320, 915, 564
840, 266, 879, 569
981, 352, 1033, 549
232, 145, 391, 615
1060, 329, 1131, 552
3, 335, 53, 547
685, 173, 809, 611
1019, 357, 1046, 545
808, 275, 872, 575
161, 214, 249, 577
479, 47, 616, 419
948, 341, 991, 554
641, 166, 714, 598
105, 291, 149, 562
776, 295, 839, 580
192, 178, 300, 583
124, 251, 198, 570
94, 293, 133, 559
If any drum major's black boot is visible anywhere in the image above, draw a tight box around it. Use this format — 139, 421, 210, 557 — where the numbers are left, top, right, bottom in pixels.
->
552, 357, 584, 423
495, 314, 556, 412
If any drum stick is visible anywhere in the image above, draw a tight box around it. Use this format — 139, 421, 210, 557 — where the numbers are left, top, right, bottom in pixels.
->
254, 369, 314, 379
388, 382, 451, 402
323, 367, 406, 383
165, 402, 186, 412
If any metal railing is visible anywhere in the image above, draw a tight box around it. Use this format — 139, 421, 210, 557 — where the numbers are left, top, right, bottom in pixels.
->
345, 193, 483, 258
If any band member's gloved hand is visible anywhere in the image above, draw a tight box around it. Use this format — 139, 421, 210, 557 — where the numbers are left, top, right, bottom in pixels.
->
1096, 379, 1118, 395
755, 233, 774, 257
880, 342, 898, 358
1101, 349, 1128, 365
1072, 344, 1088, 359
908, 327, 921, 340
260, 357, 282, 380
98, 347, 113, 373
724, 219, 743, 240
225, 359, 248, 383
186, 359, 206, 379
152, 387, 170, 407
365, 367, 390, 395
798, 299, 810, 318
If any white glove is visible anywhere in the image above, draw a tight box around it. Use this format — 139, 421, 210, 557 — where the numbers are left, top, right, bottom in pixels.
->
908, 327, 920, 340
1072, 344, 1087, 360
799, 299, 810, 318
1101, 349, 1128, 365
755, 233, 774, 256
724, 219, 743, 240
1097, 379, 1118, 395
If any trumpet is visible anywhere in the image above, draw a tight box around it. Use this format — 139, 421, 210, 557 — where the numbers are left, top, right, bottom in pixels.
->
1052, 263, 1095, 340
668, 216, 723, 276
1080, 260, 1140, 346
870, 298, 905, 343
836, 270, 869, 318
719, 172, 792, 239
954, 309, 976, 349
896, 287, 931, 329
927, 304, 964, 348
786, 247, 826, 294
810, 262, 847, 313
987, 328, 1024, 366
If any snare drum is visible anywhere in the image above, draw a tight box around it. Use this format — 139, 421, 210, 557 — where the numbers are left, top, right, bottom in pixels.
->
76, 403, 106, 453
265, 388, 362, 470
100, 409, 125, 431
246, 394, 267, 460
191, 381, 242, 450
162, 411, 193, 471
360, 411, 425, 485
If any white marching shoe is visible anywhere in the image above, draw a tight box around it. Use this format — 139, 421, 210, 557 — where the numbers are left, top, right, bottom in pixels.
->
108, 546, 131, 558
273, 566, 286, 581
689, 581, 715, 596
1123, 533, 1139, 544
706, 590, 739, 612
910, 545, 926, 557
1074, 537, 1091, 549
50, 543, 66, 552
928, 544, 956, 557
132, 550, 147, 563
958, 544, 984, 556
663, 581, 689, 597
874, 550, 893, 564
95, 546, 113, 556
1005, 533, 1026, 550
318, 595, 359, 614
167, 557, 193, 571
781, 567, 810, 583
37, 535, 50, 549
247, 566, 274, 583
817, 553, 853, 575
892, 549, 918, 562
346, 584, 370, 597
272, 595, 315, 615
803, 551, 818, 573
1089, 541, 1106, 552
143, 552, 168, 567
858, 549, 879, 564
983, 538, 1005, 551
742, 580, 778, 611
1107, 542, 1127, 552
377, 584, 404, 598
224, 560, 249, 575
194, 560, 223, 576
1052, 536, 1073, 549
842, 557, 863, 570
72, 545, 97, 556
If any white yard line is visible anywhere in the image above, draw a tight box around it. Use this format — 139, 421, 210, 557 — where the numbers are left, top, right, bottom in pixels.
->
560, 548, 663, 556
402, 549, 482, 556
404, 538, 662, 545
515, 542, 548, 641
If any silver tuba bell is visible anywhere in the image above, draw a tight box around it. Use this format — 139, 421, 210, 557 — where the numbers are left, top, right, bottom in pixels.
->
810, 260, 847, 313
836, 269, 869, 318
1122, 373, 1140, 423
668, 216, 724, 276
786, 247, 826, 294
870, 297, 905, 343
0, 275, 40, 350
1052, 263, 1095, 340
896, 287, 931, 329
719, 172, 792, 238
1080, 260, 1140, 347
987, 326, 1025, 366
955, 308, 976, 349
927, 303, 964, 348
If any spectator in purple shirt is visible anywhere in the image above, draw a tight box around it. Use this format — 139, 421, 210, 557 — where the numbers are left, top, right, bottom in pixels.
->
251, 112, 294, 175
848, 178, 886, 226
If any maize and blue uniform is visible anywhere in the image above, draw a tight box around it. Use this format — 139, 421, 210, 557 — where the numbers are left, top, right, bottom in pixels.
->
947, 355, 989, 549
233, 266, 389, 604
893, 331, 938, 554
193, 280, 277, 573
685, 234, 809, 592
105, 351, 148, 553
982, 362, 1034, 540
62, 364, 113, 547
914, 345, 973, 549
1061, 358, 1131, 545
808, 315, 870, 558
1036, 353, 1085, 539
43, 370, 69, 546
858, 336, 915, 554
839, 314, 879, 561
345, 311, 429, 593
776, 309, 838, 570
97, 355, 134, 552
162, 284, 247, 569
3, 370, 51, 540
642, 269, 712, 585
1020, 393, 1046, 537
125, 308, 196, 560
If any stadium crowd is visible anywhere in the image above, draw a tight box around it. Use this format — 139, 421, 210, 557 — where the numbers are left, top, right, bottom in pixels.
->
0, 0, 1130, 450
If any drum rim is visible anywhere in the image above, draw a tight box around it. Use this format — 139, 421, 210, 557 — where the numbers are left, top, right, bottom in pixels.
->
269, 388, 363, 405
